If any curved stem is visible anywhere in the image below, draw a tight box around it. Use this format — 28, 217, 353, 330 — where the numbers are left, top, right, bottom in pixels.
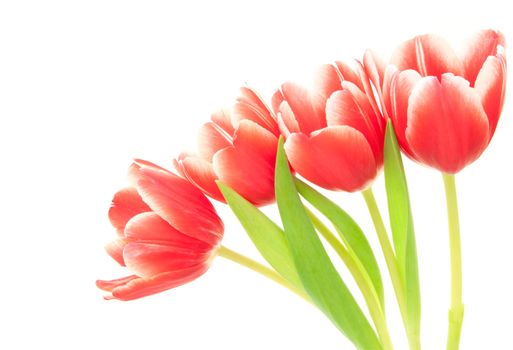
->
217, 245, 310, 302
442, 174, 464, 350
305, 207, 394, 350
362, 188, 420, 350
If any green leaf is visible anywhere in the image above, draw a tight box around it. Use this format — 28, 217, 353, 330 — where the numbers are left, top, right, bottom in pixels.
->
275, 138, 381, 350
295, 178, 384, 308
218, 182, 302, 289
383, 121, 421, 335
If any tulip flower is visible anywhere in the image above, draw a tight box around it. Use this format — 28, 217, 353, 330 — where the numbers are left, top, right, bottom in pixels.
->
97, 160, 224, 301
175, 87, 280, 206
272, 62, 385, 192
387, 29, 506, 173
386, 29, 507, 350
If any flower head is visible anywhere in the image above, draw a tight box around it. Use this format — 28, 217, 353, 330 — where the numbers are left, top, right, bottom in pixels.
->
97, 160, 224, 301
273, 62, 385, 192
386, 29, 506, 173
175, 87, 280, 206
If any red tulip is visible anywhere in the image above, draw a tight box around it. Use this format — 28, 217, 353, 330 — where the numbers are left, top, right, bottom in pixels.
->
272, 62, 385, 192
174, 87, 280, 206
97, 160, 224, 301
386, 29, 506, 173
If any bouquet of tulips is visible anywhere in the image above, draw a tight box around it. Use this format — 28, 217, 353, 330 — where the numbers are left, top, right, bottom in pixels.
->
96, 29, 506, 350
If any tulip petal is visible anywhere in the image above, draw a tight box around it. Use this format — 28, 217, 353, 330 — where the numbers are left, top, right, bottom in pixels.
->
353, 60, 383, 122
105, 239, 128, 266
311, 64, 343, 116
96, 275, 139, 292
271, 89, 284, 115
390, 34, 464, 78
326, 89, 383, 164
474, 55, 507, 138
232, 96, 280, 137
382, 65, 398, 118
462, 29, 505, 85
280, 82, 327, 133
276, 101, 301, 137
363, 50, 385, 93
335, 60, 365, 90
406, 74, 489, 173
341, 80, 384, 133
213, 120, 277, 206
108, 187, 151, 234
174, 154, 224, 202
124, 212, 212, 252
107, 266, 209, 301
364, 50, 389, 118
390, 69, 422, 156
197, 122, 232, 161
211, 108, 234, 135
123, 242, 211, 278
285, 126, 377, 192
134, 165, 224, 245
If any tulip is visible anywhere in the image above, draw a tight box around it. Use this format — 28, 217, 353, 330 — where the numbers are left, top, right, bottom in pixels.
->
387, 29, 506, 173
386, 30, 507, 350
97, 160, 224, 301
175, 87, 280, 206
273, 62, 385, 192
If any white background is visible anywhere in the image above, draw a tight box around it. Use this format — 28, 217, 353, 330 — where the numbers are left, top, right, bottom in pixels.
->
1, 1, 512, 349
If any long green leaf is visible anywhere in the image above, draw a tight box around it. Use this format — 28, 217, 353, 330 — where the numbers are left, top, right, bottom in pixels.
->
218, 182, 302, 289
383, 121, 420, 335
295, 178, 384, 308
275, 138, 381, 350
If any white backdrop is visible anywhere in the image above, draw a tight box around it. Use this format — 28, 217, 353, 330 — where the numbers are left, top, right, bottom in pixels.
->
1, 1, 512, 349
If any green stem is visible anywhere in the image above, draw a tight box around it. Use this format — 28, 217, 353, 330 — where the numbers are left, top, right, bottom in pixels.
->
305, 207, 394, 350
442, 174, 464, 350
217, 245, 310, 302
362, 188, 420, 350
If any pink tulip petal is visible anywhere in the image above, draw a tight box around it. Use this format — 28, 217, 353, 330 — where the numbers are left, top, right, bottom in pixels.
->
197, 121, 233, 161
285, 126, 377, 192
174, 154, 223, 202
311, 64, 343, 117
326, 89, 383, 165
462, 29, 505, 85
211, 108, 234, 135
276, 101, 301, 136
271, 89, 284, 115
382, 65, 398, 118
124, 212, 212, 252
232, 98, 280, 137
107, 266, 209, 301
474, 55, 507, 138
108, 187, 151, 234
335, 60, 365, 90
280, 82, 326, 133
105, 239, 128, 266
96, 275, 139, 292
236, 87, 277, 135
353, 60, 383, 122
363, 50, 385, 93
213, 120, 277, 206
123, 242, 211, 278
406, 74, 489, 173
340, 81, 384, 135
134, 166, 224, 245
273, 91, 300, 136
364, 50, 389, 118
127, 159, 171, 186
390, 69, 423, 156
238, 86, 269, 110
391, 34, 464, 78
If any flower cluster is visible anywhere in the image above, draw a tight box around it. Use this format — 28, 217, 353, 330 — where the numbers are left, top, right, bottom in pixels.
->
97, 29, 506, 350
